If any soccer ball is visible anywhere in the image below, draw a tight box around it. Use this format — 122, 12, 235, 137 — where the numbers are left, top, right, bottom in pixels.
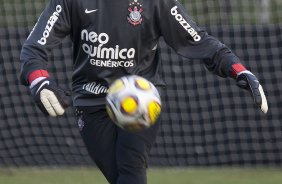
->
106, 75, 162, 132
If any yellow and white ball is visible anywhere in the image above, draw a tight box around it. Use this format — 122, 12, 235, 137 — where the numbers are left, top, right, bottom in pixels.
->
106, 75, 161, 132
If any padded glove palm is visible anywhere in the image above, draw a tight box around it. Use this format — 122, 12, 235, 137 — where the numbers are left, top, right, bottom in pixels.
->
30, 78, 71, 116
236, 71, 268, 114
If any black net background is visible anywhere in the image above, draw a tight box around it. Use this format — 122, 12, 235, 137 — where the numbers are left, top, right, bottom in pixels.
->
0, 0, 282, 167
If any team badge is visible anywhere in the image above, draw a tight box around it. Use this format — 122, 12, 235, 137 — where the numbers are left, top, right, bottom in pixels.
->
77, 118, 85, 131
127, 0, 144, 26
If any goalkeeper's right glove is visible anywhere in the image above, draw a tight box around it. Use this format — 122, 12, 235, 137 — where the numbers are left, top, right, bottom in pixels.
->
29, 70, 71, 117
231, 63, 268, 114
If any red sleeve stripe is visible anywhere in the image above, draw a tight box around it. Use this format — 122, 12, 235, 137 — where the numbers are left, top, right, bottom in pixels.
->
28, 70, 49, 83
231, 63, 247, 77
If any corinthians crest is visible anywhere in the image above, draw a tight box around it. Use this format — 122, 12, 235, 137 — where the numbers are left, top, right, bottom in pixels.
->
127, 0, 144, 26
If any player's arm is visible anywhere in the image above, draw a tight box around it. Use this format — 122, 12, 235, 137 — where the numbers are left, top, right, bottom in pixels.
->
20, 0, 72, 116
156, 0, 268, 113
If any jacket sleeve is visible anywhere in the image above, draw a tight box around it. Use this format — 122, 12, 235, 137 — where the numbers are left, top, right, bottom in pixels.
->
156, 0, 240, 78
20, 0, 71, 85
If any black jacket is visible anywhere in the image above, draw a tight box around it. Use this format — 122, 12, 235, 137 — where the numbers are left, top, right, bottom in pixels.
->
20, 0, 239, 106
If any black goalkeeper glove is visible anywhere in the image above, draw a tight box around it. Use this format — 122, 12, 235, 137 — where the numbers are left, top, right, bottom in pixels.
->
30, 78, 71, 116
236, 70, 268, 114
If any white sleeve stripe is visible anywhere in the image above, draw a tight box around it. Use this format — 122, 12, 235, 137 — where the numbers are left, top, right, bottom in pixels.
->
237, 70, 254, 77
29, 77, 47, 88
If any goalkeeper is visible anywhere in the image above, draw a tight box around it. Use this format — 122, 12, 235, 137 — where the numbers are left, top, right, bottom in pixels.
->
20, 0, 268, 183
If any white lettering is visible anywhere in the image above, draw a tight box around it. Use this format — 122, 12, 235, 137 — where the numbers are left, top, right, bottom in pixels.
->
81, 29, 136, 67
88, 31, 98, 43
127, 48, 135, 59
119, 49, 127, 60
38, 5, 62, 45
170, 6, 201, 42
90, 59, 134, 68
100, 47, 115, 59
56, 4, 62, 12
81, 29, 90, 41
98, 33, 109, 45
81, 30, 109, 45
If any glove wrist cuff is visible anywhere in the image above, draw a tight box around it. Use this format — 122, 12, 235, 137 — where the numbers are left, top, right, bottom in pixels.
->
28, 70, 49, 84
230, 63, 247, 78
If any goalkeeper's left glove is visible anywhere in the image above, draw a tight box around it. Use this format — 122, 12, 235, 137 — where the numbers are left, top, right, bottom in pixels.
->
231, 63, 268, 114
28, 70, 71, 117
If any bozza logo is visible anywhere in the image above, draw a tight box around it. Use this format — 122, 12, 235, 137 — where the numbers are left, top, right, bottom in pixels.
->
170, 6, 201, 42
38, 5, 62, 45
81, 30, 135, 68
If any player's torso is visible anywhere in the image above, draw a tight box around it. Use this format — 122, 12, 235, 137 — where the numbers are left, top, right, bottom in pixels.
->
69, 0, 163, 102
70, 0, 160, 78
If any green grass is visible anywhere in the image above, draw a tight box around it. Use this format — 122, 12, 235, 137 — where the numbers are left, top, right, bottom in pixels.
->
0, 167, 282, 184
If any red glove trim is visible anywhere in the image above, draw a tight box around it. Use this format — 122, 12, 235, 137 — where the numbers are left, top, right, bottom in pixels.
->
231, 63, 247, 77
28, 70, 49, 84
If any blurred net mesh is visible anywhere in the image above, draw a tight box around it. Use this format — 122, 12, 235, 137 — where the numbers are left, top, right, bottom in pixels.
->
0, 0, 282, 166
